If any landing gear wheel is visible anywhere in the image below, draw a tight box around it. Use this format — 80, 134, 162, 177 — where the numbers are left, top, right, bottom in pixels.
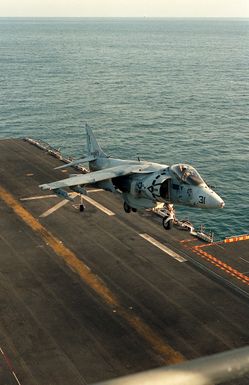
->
163, 216, 173, 230
124, 201, 131, 213
79, 194, 85, 212
80, 204, 85, 212
131, 208, 137, 212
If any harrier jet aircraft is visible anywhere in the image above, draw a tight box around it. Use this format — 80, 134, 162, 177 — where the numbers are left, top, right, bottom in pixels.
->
39, 125, 224, 229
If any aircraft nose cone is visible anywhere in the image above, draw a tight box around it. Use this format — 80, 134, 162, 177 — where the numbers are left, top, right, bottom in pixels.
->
220, 200, 225, 208
207, 190, 225, 209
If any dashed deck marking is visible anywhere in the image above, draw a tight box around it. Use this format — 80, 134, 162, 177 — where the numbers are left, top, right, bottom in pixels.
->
195, 241, 222, 249
179, 239, 195, 243
139, 233, 187, 263
0, 186, 183, 364
191, 245, 249, 286
83, 195, 115, 216
224, 234, 249, 243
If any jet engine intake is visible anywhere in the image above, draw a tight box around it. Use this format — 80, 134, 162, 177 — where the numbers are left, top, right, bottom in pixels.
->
140, 173, 171, 203
113, 172, 171, 204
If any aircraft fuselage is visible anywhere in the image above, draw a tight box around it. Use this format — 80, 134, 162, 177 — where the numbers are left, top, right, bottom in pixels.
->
91, 157, 224, 210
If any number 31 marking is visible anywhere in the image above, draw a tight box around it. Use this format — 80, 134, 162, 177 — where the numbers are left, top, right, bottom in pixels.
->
199, 196, 206, 204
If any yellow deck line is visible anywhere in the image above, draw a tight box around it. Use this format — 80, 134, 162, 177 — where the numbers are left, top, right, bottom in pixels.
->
0, 186, 183, 365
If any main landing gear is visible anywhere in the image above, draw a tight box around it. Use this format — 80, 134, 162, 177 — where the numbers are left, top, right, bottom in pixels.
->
123, 202, 137, 213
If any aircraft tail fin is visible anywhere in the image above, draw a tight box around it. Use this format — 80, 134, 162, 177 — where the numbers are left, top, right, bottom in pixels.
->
85, 124, 107, 158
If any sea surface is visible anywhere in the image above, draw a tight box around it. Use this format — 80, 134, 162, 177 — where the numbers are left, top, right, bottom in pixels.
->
0, 18, 249, 240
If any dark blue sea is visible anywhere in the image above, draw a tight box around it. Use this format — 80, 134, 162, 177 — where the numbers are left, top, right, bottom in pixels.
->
0, 18, 249, 240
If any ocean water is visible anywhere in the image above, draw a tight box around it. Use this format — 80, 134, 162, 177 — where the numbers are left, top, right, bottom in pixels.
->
0, 17, 249, 240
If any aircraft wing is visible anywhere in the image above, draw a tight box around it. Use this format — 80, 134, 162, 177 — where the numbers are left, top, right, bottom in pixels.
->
39, 164, 154, 191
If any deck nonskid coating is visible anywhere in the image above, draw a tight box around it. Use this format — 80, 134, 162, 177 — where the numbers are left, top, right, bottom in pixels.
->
0, 139, 248, 385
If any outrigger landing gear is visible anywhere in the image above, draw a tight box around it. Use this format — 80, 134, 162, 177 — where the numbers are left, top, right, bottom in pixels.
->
79, 194, 85, 212
162, 204, 175, 230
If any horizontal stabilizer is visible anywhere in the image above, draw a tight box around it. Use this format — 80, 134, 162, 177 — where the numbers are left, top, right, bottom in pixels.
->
55, 155, 96, 170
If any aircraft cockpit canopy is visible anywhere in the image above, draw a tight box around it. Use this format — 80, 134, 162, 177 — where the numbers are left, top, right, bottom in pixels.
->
171, 164, 205, 186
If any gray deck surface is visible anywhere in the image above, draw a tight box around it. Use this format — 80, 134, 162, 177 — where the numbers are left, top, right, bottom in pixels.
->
0, 139, 248, 385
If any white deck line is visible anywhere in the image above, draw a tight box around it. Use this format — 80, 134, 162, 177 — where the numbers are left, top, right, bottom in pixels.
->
40, 199, 69, 218
21, 189, 104, 201
21, 194, 57, 201
139, 233, 187, 263
83, 195, 115, 216
0, 346, 22, 385
87, 189, 105, 193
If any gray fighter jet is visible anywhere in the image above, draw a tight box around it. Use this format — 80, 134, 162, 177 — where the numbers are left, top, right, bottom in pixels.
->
40, 125, 224, 229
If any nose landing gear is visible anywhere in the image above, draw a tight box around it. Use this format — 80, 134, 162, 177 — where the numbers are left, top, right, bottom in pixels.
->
162, 204, 175, 230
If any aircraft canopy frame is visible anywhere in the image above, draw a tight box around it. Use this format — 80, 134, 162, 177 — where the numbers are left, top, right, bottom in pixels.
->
171, 164, 205, 186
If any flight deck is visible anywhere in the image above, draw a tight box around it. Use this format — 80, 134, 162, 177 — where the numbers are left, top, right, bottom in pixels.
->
0, 138, 249, 385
